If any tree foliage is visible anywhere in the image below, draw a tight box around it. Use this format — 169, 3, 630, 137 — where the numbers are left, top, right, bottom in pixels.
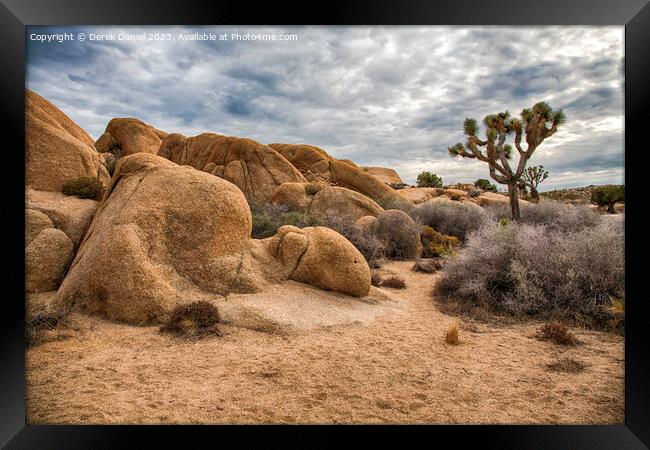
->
591, 185, 624, 213
416, 171, 443, 188
474, 178, 497, 192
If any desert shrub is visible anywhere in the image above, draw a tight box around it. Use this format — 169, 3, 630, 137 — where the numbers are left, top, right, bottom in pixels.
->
101, 153, 116, 176
108, 142, 122, 157
373, 210, 421, 260
249, 202, 319, 238
26, 310, 66, 347
420, 226, 459, 258
381, 275, 406, 289
445, 321, 460, 345
159, 301, 222, 338
62, 176, 104, 200
435, 220, 624, 328
326, 216, 385, 268
374, 195, 414, 213
591, 185, 624, 213
371, 271, 383, 287
389, 182, 410, 190
474, 178, 497, 192
409, 200, 487, 240
416, 171, 443, 188
449, 193, 462, 201
535, 322, 578, 346
468, 189, 481, 198
485, 200, 600, 233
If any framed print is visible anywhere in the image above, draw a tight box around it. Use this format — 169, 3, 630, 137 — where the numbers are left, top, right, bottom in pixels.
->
1, 0, 649, 447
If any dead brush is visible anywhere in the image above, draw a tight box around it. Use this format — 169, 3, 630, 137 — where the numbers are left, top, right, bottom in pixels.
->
380, 275, 406, 289
545, 357, 588, 374
26, 309, 75, 347
445, 321, 460, 345
160, 301, 222, 339
535, 322, 579, 346
370, 272, 383, 287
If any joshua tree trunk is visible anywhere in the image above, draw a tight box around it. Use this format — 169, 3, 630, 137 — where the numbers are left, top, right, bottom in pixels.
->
507, 181, 521, 221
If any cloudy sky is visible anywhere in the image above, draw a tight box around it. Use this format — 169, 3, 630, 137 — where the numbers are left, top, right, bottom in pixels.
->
26, 26, 624, 190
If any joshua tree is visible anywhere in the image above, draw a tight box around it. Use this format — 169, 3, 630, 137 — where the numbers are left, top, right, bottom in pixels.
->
521, 165, 549, 202
448, 102, 565, 220
591, 185, 624, 213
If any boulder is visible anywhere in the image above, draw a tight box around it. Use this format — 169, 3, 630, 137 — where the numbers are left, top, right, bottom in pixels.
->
310, 186, 384, 223
26, 228, 74, 293
26, 187, 100, 247
361, 166, 404, 185
25, 89, 110, 192
57, 153, 254, 324
269, 182, 313, 211
158, 133, 306, 203
397, 187, 443, 204
274, 226, 371, 298
26, 209, 54, 247
95, 118, 167, 156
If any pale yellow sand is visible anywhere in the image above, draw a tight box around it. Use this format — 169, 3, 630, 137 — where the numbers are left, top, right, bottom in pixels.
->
26, 260, 623, 424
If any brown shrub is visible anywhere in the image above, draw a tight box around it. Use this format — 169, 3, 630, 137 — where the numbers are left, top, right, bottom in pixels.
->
412, 258, 444, 273
381, 275, 406, 289
373, 210, 421, 260
160, 301, 222, 338
371, 272, 383, 287
535, 322, 578, 346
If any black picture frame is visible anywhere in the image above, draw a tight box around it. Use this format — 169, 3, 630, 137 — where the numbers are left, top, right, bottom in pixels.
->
2, 0, 648, 448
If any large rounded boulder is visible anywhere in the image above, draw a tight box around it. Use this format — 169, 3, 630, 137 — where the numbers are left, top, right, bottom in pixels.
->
95, 118, 168, 156
310, 186, 384, 224
57, 153, 254, 324
25, 89, 110, 192
272, 226, 371, 297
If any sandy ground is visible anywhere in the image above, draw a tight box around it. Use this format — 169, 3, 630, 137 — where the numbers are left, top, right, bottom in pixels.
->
26, 260, 624, 424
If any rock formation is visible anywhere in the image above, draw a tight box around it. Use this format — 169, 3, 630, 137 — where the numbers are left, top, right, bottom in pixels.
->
361, 166, 404, 185
268, 143, 413, 211
157, 133, 306, 203
94, 118, 168, 156
57, 154, 371, 324
25, 89, 110, 191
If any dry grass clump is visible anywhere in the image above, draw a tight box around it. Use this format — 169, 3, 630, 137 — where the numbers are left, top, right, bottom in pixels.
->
545, 357, 588, 373
409, 200, 487, 240
535, 322, 579, 346
412, 258, 444, 273
420, 226, 459, 258
380, 275, 406, 289
26, 309, 76, 347
160, 301, 222, 338
62, 176, 104, 200
370, 272, 406, 289
445, 321, 460, 345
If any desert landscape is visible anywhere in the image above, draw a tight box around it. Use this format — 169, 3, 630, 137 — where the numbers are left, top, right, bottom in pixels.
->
25, 88, 624, 424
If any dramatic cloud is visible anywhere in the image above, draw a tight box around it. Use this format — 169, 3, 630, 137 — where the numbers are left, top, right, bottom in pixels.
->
26, 26, 624, 189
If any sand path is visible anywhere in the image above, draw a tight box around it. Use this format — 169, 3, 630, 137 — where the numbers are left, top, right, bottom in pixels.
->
26, 260, 624, 424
